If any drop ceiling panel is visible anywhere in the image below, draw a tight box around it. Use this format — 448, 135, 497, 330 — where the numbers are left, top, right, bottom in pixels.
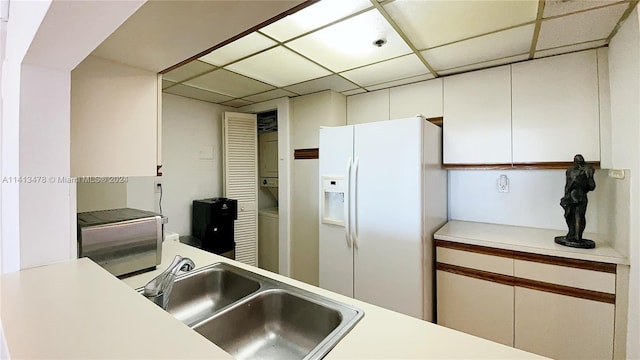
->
90, 0, 306, 72
198, 32, 277, 66
438, 54, 529, 76
243, 89, 297, 103
384, 0, 538, 49
341, 55, 429, 87
422, 24, 534, 71
163, 60, 215, 82
535, 40, 607, 59
287, 9, 412, 72
164, 84, 233, 104
366, 74, 435, 91
225, 46, 332, 87
184, 69, 274, 98
536, 3, 627, 50
260, 0, 372, 41
284, 74, 359, 95
221, 99, 254, 108
543, 0, 621, 18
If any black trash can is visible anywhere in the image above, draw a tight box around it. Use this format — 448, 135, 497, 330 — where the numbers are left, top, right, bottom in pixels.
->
192, 197, 238, 259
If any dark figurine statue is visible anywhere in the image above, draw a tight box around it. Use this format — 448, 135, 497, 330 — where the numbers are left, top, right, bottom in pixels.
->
555, 154, 596, 249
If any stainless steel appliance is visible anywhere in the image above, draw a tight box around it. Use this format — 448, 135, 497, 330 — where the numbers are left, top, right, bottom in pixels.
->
77, 208, 165, 276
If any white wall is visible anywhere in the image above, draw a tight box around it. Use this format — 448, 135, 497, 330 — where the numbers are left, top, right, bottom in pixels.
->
448, 169, 627, 240
18, 64, 75, 268
127, 94, 230, 236
608, 6, 640, 357
1, 0, 52, 274
1, 0, 145, 273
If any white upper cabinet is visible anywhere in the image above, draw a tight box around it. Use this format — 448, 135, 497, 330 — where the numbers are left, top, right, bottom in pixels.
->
512, 50, 600, 163
71, 55, 160, 177
443, 65, 512, 164
390, 79, 443, 119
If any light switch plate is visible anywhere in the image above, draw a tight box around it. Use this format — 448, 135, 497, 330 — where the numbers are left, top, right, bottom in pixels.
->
199, 146, 214, 160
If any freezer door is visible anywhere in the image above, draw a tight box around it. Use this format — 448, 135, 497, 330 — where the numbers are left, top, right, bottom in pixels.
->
353, 117, 425, 318
319, 125, 355, 297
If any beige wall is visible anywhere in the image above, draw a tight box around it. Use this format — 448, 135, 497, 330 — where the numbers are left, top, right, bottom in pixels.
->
290, 90, 346, 285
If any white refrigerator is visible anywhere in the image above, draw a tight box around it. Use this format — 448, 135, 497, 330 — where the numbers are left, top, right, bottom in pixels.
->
319, 117, 447, 321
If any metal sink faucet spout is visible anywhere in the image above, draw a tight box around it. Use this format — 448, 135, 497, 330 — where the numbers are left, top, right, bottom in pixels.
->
143, 255, 195, 309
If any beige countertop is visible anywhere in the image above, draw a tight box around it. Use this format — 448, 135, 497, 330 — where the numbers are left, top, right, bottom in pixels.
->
435, 220, 629, 265
1, 240, 544, 359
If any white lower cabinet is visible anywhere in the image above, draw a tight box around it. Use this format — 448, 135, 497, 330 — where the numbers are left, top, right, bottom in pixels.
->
514, 287, 614, 360
435, 240, 618, 359
437, 271, 514, 346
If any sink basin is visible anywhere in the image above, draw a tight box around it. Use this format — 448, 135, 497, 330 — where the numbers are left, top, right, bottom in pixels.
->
145, 263, 261, 326
139, 262, 363, 360
193, 289, 345, 360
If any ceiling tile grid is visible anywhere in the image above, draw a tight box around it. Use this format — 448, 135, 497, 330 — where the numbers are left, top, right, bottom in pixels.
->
536, 2, 628, 50
161, 0, 633, 107
341, 54, 430, 87
198, 32, 277, 67
422, 24, 535, 71
225, 46, 332, 87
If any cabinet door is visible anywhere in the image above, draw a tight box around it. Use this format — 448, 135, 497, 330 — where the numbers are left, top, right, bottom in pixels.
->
71, 56, 159, 176
512, 50, 600, 163
443, 65, 512, 164
437, 270, 514, 346
514, 287, 614, 359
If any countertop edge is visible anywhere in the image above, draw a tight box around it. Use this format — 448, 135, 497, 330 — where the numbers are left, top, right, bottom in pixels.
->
434, 221, 629, 266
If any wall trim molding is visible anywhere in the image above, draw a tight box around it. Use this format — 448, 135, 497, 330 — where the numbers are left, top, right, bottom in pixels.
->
435, 239, 617, 273
294, 148, 319, 160
444, 161, 601, 170
436, 262, 616, 304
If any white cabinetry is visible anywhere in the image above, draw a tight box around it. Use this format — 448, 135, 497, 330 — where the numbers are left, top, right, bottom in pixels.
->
514, 287, 614, 359
512, 50, 600, 162
436, 247, 514, 346
443, 65, 512, 164
435, 238, 619, 360
442, 49, 605, 166
71, 55, 161, 177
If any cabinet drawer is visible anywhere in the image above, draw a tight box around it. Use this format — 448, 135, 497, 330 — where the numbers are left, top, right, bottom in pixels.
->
437, 247, 513, 276
514, 259, 615, 294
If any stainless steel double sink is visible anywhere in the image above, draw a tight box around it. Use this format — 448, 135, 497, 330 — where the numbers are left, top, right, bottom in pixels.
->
138, 262, 364, 360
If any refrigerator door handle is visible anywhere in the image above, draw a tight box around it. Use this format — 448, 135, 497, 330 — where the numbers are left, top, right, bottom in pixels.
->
344, 157, 352, 248
352, 156, 359, 249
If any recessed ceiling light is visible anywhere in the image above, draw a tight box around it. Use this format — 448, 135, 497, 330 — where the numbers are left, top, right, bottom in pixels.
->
373, 38, 387, 47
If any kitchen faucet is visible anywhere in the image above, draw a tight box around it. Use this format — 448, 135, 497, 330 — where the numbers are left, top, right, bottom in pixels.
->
142, 255, 195, 309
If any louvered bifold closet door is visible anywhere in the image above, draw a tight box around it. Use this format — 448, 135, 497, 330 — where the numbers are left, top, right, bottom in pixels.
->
223, 112, 258, 266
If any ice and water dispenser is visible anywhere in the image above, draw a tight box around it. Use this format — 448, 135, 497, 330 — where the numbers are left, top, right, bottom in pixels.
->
321, 176, 345, 226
